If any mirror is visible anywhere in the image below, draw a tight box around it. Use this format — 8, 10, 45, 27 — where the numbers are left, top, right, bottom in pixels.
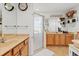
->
18, 3, 28, 11
4, 3, 14, 11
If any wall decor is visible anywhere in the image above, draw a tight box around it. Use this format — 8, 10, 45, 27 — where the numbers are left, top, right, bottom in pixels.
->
66, 10, 76, 18
4, 3, 14, 11
72, 19, 76, 22
18, 3, 28, 11
59, 17, 65, 21
67, 20, 70, 23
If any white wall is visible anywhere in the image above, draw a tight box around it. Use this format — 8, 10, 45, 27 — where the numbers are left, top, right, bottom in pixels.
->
0, 4, 2, 18
2, 3, 34, 55
45, 6, 79, 33
63, 6, 79, 32
48, 17, 61, 32
2, 3, 17, 34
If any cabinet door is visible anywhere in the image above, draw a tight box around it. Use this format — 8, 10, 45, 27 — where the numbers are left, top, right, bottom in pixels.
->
21, 45, 28, 56
60, 34, 66, 45
52, 34, 55, 45
21, 41, 28, 56
55, 34, 60, 45
3, 50, 12, 56
66, 34, 73, 45
13, 45, 20, 56
14, 52, 21, 56
46, 34, 53, 45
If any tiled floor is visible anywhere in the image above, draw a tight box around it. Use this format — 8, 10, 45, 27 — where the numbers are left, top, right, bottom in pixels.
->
47, 46, 69, 56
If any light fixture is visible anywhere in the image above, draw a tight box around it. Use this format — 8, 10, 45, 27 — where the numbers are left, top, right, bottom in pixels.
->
35, 9, 39, 11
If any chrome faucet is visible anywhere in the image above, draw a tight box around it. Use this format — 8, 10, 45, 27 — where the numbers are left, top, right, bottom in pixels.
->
1, 37, 5, 43
0, 37, 5, 43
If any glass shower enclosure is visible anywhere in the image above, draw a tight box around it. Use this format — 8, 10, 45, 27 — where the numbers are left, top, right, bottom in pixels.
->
33, 14, 44, 52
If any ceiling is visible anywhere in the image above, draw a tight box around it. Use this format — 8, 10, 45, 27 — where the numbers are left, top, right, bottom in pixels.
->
33, 3, 79, 16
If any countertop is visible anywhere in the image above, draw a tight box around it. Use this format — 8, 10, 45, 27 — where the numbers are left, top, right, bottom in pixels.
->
46, 32, 73, 34
0, 34, 29, 56
46, 32, 63, 34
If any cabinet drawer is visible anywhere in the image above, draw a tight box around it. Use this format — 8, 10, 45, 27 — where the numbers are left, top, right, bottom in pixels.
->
3, 50, 12, 56
13, 45, 19, 55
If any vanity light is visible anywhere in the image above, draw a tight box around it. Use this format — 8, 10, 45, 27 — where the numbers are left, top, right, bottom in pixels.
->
72, 19, 76, 22
35, 9, 39, 11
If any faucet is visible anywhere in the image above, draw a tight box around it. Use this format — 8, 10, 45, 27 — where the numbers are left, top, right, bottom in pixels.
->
0, 34, 5, 43
1, 37, 5, 43
0, 37, 5, 43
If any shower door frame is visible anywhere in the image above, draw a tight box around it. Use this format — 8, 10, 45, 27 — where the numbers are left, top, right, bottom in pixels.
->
33, 13, 44, 52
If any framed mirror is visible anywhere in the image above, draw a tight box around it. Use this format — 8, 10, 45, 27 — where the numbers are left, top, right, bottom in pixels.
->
18, 3, 28, 11
4, 3, 14, 11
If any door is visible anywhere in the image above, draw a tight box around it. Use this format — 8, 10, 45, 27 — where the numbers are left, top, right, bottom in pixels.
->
33, 14, 44, 51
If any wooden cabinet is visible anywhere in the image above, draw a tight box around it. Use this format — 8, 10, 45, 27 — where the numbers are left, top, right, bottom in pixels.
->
55, 34, 60, 45
3, 50, 12, 56
19, 42, 24, 50
13, 45, 20, 56
2, 39, 29, 56
59, 34, 66, 45
21, 40, 29, 56
46, 32, 73, 46
14, 52, 21, 56
13, 40, 29, 56
46, 34, 55, 45
21, 45, 28, 56
65, 34, 73, 45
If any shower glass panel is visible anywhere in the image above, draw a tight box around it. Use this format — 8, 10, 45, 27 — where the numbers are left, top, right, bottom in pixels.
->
34, 14, 44, 52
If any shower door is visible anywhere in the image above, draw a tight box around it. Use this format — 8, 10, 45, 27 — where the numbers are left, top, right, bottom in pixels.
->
33, 14, 44, 52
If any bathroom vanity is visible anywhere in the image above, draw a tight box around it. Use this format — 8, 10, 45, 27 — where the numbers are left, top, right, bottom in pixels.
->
46, 32, 74, 46
0, 34, 29, 56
